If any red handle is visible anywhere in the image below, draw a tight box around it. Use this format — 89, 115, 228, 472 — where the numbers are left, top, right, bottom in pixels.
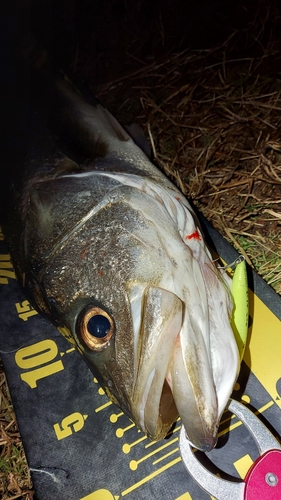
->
244, 449, 281, 499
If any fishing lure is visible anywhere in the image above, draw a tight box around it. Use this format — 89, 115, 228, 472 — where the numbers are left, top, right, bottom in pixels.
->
231, 256, 249, 360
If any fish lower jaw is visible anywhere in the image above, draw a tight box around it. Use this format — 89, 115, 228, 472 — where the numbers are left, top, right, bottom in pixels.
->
136, 374, 219, 451
135, 367, 219, 449
165, 372, 219, 452
141, 379, 179, 441
159, 378, 218, 452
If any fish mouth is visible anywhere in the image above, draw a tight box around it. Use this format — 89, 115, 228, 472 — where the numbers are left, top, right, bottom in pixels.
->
131, 286, 219, 452
138, 339, 218, 452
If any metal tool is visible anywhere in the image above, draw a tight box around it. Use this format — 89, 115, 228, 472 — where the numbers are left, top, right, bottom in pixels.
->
180, 399, 281, 499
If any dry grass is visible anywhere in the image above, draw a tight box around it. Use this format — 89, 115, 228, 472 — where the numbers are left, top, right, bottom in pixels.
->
0, 362, 33, 499
93, 17, 281, 294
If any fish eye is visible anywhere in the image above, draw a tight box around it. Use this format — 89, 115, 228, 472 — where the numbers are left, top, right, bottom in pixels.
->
77, 306, 114, 351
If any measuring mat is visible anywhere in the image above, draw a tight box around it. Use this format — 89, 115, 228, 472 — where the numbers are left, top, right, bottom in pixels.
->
0, 218, 281, 500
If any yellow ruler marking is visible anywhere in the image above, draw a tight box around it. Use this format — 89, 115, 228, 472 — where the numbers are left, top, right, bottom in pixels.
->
145, 439, 160, 449
233, 454, 254, 479
132, 437, 178, 467
110, 412, 124, 424
219, 412, 236, 426
218, 419, 242, 437
145, 424, 180, 449
153, 446, 179, 465
218, 400, 274, 438
0, 253, 16, 284
95, 401, 112, 413
121, 456, 181, 496
122, 435, 147, 454
245, 290, 281, 408
255, 400, 275, 414
116, 423, 135, 437
175, 493, 193, 499
80, 490, 118, 500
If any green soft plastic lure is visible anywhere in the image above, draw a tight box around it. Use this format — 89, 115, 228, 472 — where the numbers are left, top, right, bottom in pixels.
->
231, 256, 249, 360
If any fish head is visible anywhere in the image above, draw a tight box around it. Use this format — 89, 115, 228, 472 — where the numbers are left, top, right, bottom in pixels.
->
23, 172, 239, 451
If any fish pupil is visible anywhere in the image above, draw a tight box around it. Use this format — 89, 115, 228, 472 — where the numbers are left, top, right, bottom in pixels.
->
87, 315, 110, 338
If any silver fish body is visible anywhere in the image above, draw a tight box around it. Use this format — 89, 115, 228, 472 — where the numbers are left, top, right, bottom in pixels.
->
3, 76, 240, 451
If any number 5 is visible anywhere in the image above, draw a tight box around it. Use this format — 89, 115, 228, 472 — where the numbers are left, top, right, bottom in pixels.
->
53, 412, 88, 440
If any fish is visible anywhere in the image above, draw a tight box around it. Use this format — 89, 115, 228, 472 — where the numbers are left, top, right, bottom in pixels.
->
1, 71, 240, 452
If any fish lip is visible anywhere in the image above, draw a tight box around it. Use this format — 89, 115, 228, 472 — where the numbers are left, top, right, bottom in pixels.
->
138, 351, 219, 450
164, 330, 221, 451
182, 427, 218, 452
130, 232, 239, 447
131, 286, 183, 441
131, 284, 220, 448
140, 364, 179, 441
188, 426, 218, 452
